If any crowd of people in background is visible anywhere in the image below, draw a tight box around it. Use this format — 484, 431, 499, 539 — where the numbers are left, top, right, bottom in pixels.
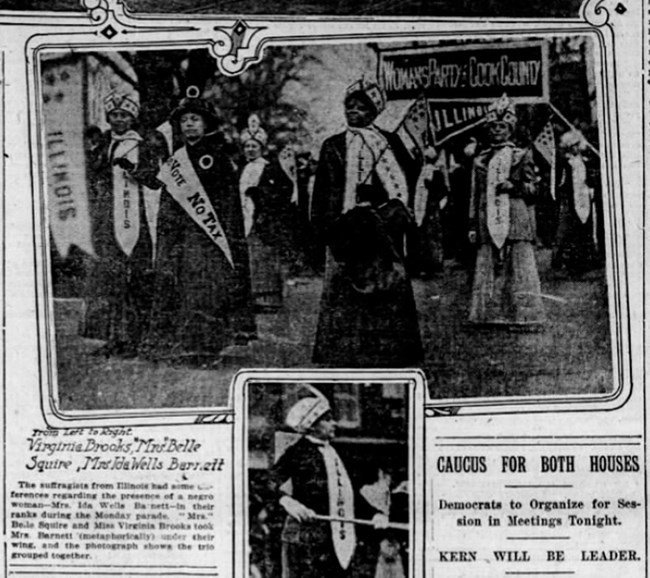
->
70, 79, 603, 369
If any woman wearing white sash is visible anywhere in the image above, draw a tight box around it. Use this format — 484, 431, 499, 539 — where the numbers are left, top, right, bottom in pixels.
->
551, 130, 600, 277
311, 78, 422, 367
271, 393, 389, 578
146, 97, 256, 365
238, 115, 293, 311
467, 95, 546, 327
83, 92, 166, 356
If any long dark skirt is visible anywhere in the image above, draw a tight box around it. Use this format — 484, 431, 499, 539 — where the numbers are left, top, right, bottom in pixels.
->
248, 234, 283, 311
145, 199, 256, 364
552, 201, 599, 276
313, 251, 423, 368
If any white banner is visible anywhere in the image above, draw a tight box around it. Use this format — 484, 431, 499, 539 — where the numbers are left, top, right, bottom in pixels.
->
43, 60, 94, 258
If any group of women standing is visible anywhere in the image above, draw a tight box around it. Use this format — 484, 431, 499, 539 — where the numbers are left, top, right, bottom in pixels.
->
83, 84, 566, 369
84, 92, 293, 366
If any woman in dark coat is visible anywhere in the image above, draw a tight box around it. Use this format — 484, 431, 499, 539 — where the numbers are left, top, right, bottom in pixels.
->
311, 78, 422, 368
270, 394, 389, 578
238, 115, 293, 311
551, 130, 599, 277
146, 97, 256, 364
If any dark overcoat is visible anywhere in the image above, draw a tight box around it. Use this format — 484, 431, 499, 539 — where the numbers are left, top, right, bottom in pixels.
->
269, 437, 384, 578
311, 130, 423, 367
147, 133, 256, 360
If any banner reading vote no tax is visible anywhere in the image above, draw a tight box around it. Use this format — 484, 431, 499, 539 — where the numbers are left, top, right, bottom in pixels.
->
378, 41, 549, 144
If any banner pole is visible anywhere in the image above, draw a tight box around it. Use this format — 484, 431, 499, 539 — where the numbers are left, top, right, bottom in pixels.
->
548, 102, 600, 158
314, 513, 409, 531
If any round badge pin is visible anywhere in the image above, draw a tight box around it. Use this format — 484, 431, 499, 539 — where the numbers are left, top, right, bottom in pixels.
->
199, 154, 214, 170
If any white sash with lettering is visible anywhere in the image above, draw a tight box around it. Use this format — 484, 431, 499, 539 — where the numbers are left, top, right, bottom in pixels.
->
345, 127, 408, 212
112, 132, 142, 257
413, 163, 434, 227
279, 146, 299, 204
145, 121, 175, 262
239, 157, 267, 237
157, 147, 234, 268
143, 185, 161, 262
568, 154, 591, 224
486, 145, 513, 249
319, 443, 356, 570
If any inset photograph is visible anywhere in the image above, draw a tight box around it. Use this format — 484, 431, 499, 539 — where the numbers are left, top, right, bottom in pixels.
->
238, 379, 420, 578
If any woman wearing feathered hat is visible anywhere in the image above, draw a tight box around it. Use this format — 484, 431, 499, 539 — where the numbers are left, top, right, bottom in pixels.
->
83, 90, 167, 357
310, 77, 423, 368
270, 389, 389, 578
238, 114, 294, 311
467, 94, 546, 327
146, 96, 256, 365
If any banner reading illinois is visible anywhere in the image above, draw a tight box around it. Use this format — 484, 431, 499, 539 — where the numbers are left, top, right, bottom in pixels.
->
43, 59, 94, 258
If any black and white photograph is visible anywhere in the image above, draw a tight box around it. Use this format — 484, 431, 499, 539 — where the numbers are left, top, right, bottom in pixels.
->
39, 32, 614, 411
239, 379, 419, 578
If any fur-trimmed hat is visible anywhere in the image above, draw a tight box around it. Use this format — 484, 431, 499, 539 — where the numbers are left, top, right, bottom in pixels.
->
286, 395, 331, 434
104, 91, 139, 119
485, 93, 517, 128
171, 97, 220, 132
240, 114, 268, 147
345, 77, 386, 118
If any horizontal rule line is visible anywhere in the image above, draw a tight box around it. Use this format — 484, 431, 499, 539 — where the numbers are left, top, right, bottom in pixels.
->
505, 485, 574, 488
435, 443, 641, 447
506, 536, 571, 540
506, 570, 575, 576
9, 570, 216, 578
9, 567, 218, 570
435, 435, 642, 440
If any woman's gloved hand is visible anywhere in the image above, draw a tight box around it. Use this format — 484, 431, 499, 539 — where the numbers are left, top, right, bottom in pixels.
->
279, 496, 317, 522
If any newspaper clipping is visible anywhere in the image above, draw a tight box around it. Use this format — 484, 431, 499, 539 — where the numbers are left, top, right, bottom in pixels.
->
0, 0, 646, 577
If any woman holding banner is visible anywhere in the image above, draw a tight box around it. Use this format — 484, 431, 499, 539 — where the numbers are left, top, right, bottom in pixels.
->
311, 78, 422, 368
270, 391, 390, 578
467, 94, 546, 328
146, 97, 256, 365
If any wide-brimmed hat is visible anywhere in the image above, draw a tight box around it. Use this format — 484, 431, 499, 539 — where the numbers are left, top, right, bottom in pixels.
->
485, 93, 517, 128
285, 394, 331, 434
104, 91, 139, 119
345, 77, 386, 118
171, 97, 219, 131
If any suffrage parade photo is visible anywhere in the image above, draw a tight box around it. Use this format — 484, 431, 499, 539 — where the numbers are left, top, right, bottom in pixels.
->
243, 380, 415, 578
38, 33, 614, 410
